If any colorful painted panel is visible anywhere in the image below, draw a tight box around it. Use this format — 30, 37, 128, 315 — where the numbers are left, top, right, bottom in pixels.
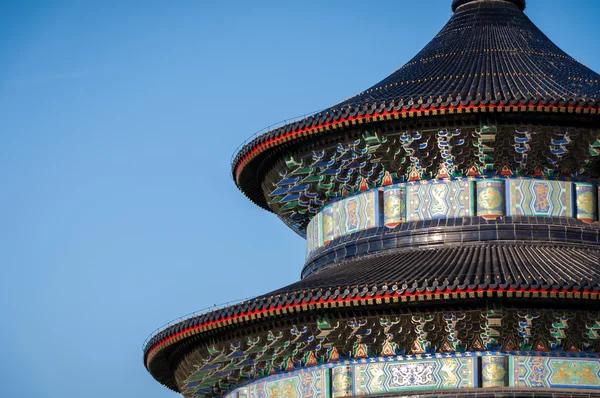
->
481, 356, 507, 387
576, 183, 597, 223
353, 357, 476, 395
305, 213, 321, 258
332, 365, 353, 398
332, 190, 380, 240
322, 205, 334, 246
407, 180, 472, 222
511, 356, 600, 389
476, 180, 504, 219
507, 179, 572, 217
384, 186, 406, 228
246, 368, 329, 398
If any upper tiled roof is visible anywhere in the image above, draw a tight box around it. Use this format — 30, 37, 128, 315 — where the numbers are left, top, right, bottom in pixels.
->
232, 0, 600, 206
333, 0, 599, 110
452, 0, 525, 12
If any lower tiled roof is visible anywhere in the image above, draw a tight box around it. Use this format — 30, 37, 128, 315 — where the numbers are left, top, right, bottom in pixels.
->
144, 243, 600, 369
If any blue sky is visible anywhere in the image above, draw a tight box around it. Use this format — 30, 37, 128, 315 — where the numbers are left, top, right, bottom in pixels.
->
1, 1, 599, 397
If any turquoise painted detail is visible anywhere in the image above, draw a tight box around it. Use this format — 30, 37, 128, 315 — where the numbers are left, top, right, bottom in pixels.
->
575, 182, 597, 222
332, 190, 380, 239
352, 357, 475, 395
476, 180, 504, 218
407, 180, 472, 222
512, 356, 600, 389
223, 352, 600, 398
507, 179, 572, 217
305, 177, 596, 260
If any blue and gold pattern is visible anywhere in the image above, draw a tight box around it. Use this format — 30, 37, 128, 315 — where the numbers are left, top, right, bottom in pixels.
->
576, 183, 597, 223
331, 366, 352, 398
508, 179, 572, 217
383, 186, 406, 228
407, 180, 472, 222
245, 368, 328, 398
321, 205, 334, 246
353, 357, 475, 395
223, 352, 600, 398
333, 190, 380, 240
481, 356, 507, 387
476, 180, 504, 219
305, 178, 598, 259
511, 356, 600, 389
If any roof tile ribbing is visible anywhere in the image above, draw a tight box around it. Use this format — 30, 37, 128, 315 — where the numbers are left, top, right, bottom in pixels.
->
232, 0, 600, 186
144, 243, 600, 357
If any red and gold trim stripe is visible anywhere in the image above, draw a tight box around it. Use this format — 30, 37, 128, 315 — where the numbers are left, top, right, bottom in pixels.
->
233, 103, 600, 184
145, 286, 600, 368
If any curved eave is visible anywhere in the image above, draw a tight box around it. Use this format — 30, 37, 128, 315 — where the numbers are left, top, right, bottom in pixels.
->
232, 101, 600, 209
145, 288, 600, 391
144, 243, 600, 387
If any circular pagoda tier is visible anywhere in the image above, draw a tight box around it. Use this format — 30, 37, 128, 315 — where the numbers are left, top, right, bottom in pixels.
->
232, 0, 600, 236
144, 0, 600, 397
144, 271, 600, 397
143, 217, 600, 397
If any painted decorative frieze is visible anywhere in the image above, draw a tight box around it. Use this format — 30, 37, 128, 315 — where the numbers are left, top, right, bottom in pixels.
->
383, 186, 406, 228
353, 357, 476, 395
481, 356, 507, 387
246, 368, 329, 398
321, 205, 334, 246
305, 178, 596, 260
507, 179, 572, 217
305, 212, 321, 258
331, 366, 352, 398
333, 190, 380, 240
476, 180, 504, 219
575, 182, 597, 223
407, 180, 472, 222
511, 356, 600, 389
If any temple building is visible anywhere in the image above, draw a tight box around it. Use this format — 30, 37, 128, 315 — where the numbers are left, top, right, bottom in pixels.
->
144, 0, 600, 396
